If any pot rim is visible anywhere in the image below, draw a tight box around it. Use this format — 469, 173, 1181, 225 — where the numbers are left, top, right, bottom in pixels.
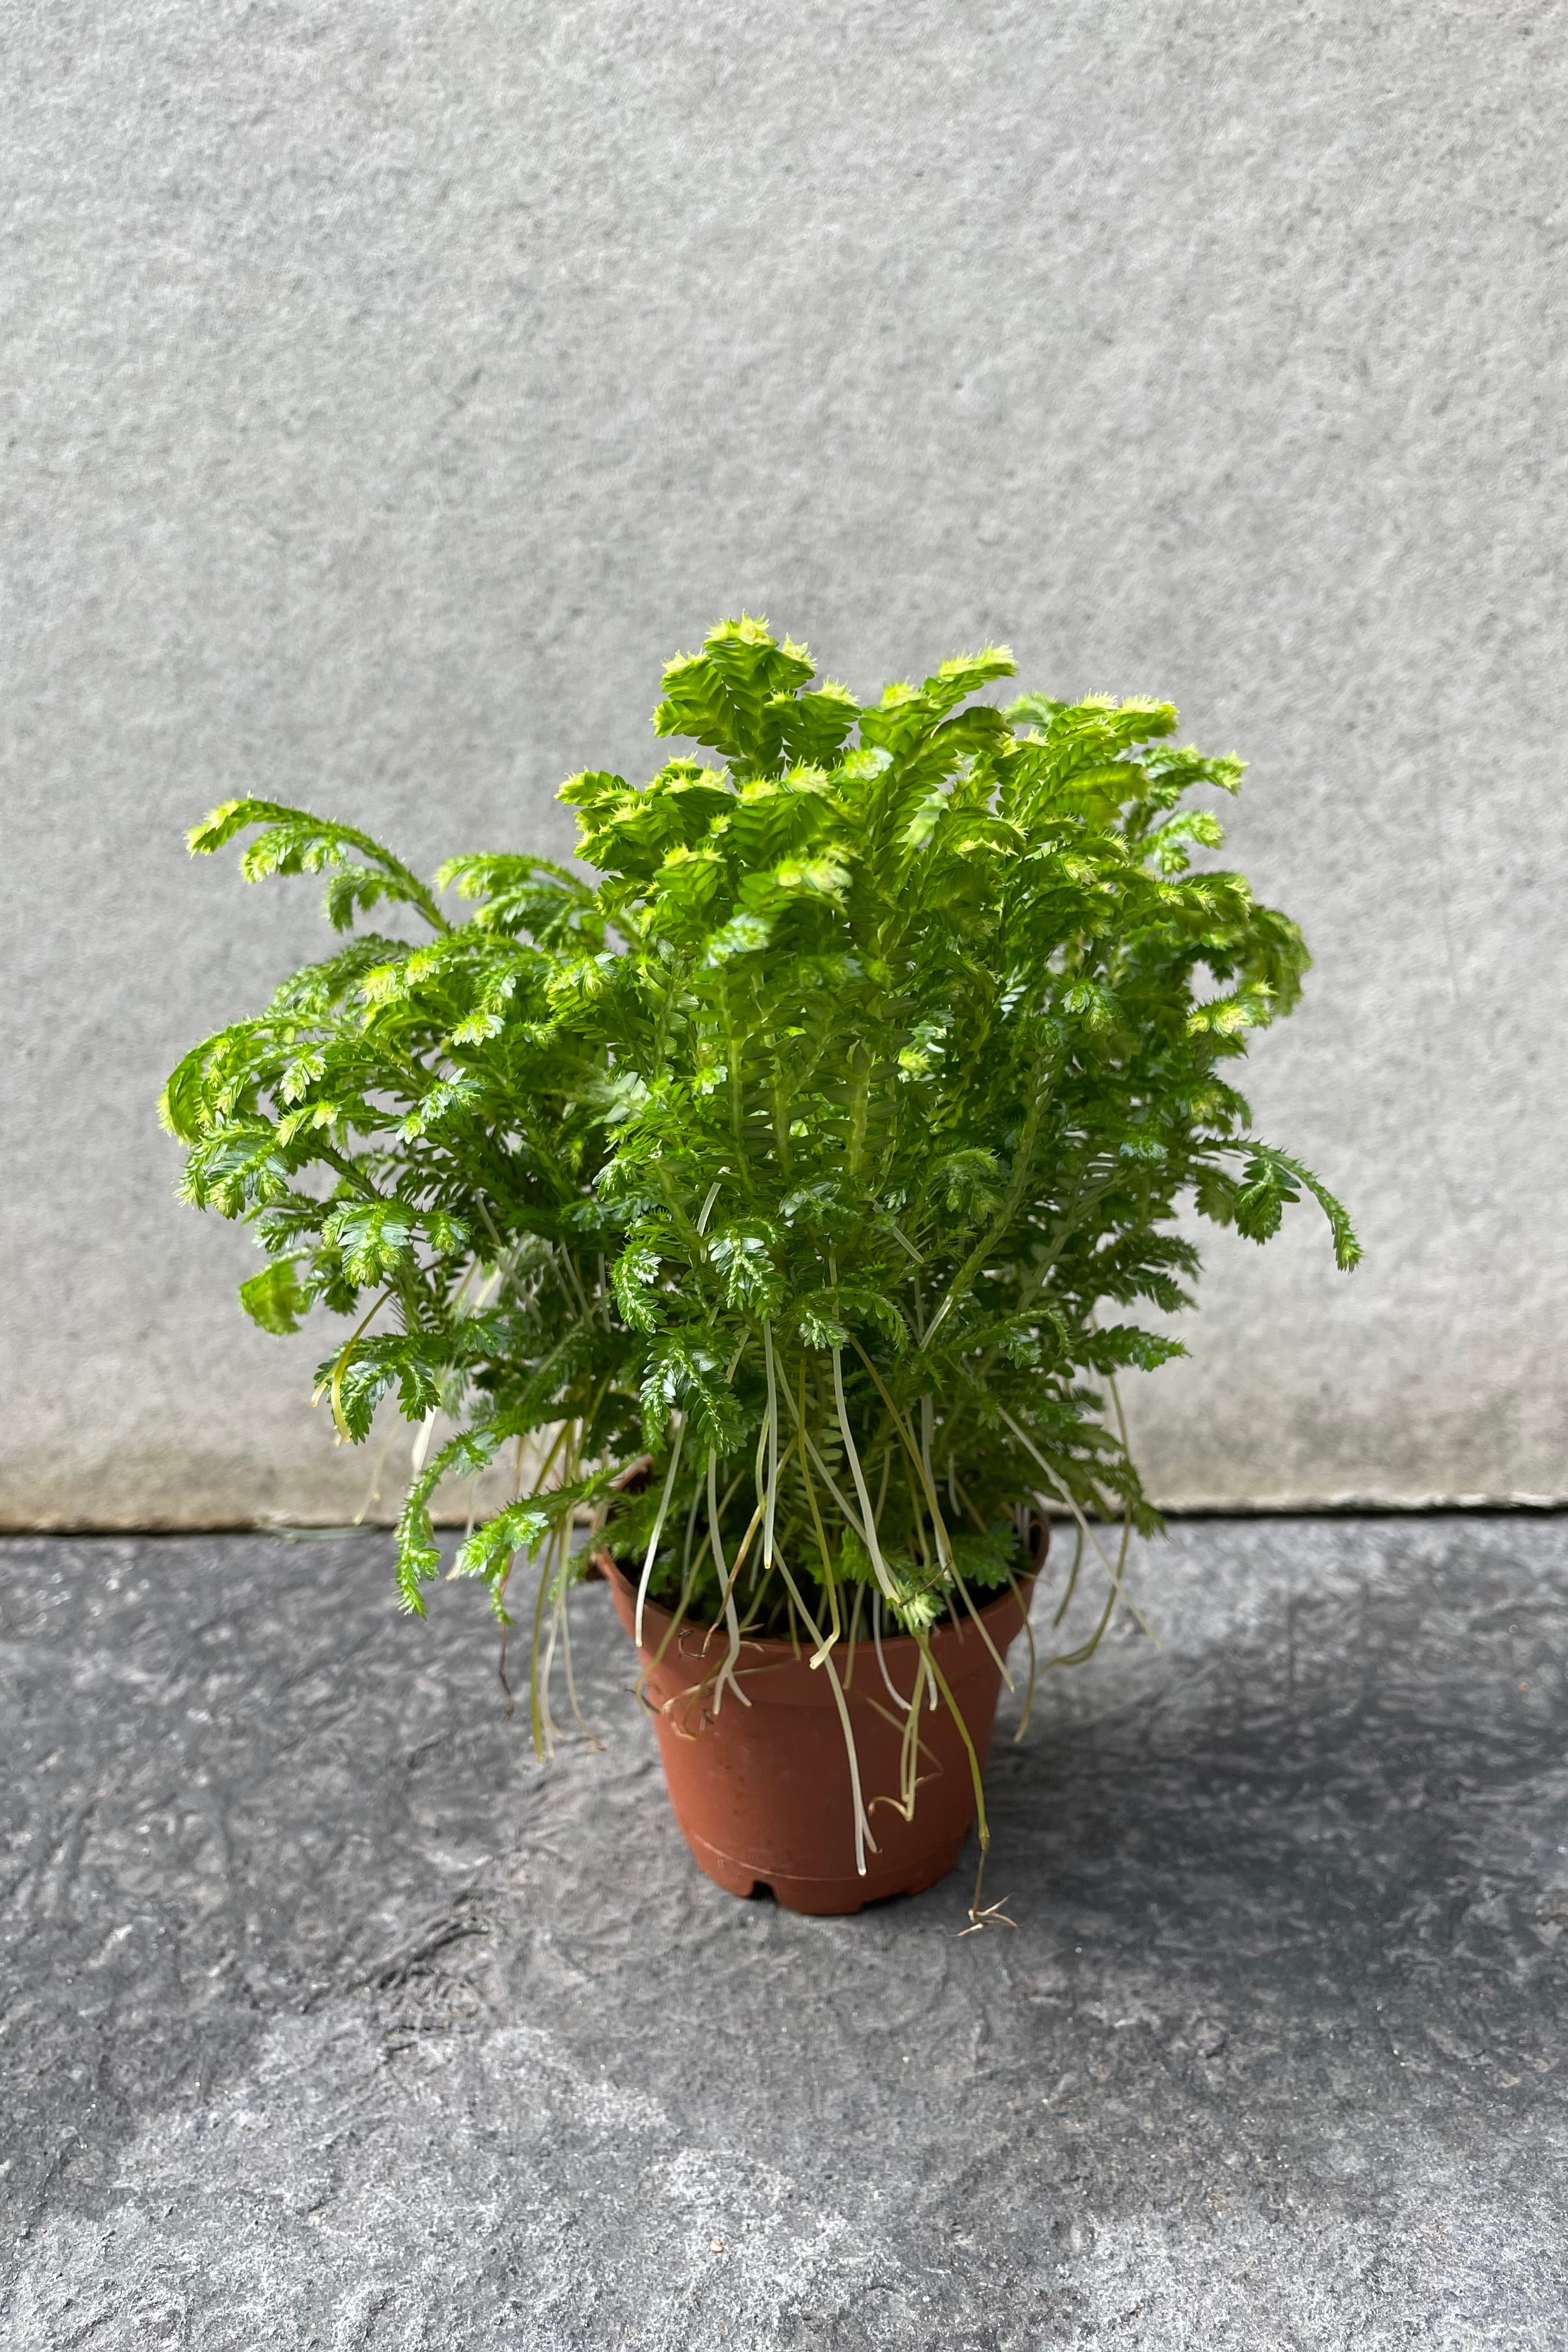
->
594, 1520, 1046, 1668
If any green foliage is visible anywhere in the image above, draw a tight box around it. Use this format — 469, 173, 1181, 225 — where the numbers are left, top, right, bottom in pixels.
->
163, 616, 1357, 1710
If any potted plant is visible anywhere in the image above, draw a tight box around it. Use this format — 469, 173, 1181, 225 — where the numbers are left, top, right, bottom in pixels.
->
162, 617, 1356, 1919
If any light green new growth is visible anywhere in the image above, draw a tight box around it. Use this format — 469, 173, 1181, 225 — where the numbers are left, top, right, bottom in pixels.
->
162, 618, 1357, 1866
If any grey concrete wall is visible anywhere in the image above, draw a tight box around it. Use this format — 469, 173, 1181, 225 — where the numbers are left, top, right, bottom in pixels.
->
5, 0, 1564, 1527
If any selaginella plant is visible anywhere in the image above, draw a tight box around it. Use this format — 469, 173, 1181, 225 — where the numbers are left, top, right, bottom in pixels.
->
163, 616, 1356, 1811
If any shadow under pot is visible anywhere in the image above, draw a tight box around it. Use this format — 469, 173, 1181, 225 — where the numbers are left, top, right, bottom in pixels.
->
598, 1522, 1047, 1916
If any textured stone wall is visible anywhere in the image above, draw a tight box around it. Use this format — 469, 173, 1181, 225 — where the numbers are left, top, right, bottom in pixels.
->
6, 0, 1563, 1522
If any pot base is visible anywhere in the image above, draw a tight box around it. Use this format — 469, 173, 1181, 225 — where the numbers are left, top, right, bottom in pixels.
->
682, 1824, 967, 1915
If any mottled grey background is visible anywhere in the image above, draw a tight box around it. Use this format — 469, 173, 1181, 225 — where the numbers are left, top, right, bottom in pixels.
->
3, 1517, 1566, 2345
5, 0, 1564, 1525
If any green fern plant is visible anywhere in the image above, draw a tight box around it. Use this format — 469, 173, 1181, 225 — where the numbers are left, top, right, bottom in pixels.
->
162, 615, 1356, 1828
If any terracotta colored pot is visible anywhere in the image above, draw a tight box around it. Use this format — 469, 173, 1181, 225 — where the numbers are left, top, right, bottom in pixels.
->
600, 1527, 1047, 1915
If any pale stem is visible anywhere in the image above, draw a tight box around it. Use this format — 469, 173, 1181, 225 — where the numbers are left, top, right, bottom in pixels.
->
772, 1549, 876, 1874
762, 1324, 781, 1572
850, 1339, 1012, 1687
635, 1414, 687, 1648
830, 1347, 900, 1605
706, 1450, 751, 1714
995, 1405, 1159, 1648
871, 1592, 905, 1706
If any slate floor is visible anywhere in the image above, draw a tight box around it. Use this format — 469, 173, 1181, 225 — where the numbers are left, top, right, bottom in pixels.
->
1, 1516, 1564, 2349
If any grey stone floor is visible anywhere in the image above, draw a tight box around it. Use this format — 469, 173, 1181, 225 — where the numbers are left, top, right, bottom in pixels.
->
1, 1516, 1564, 2350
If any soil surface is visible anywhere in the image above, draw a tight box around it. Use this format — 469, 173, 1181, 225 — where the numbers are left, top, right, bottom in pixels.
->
2, 1516, 1564, 2348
